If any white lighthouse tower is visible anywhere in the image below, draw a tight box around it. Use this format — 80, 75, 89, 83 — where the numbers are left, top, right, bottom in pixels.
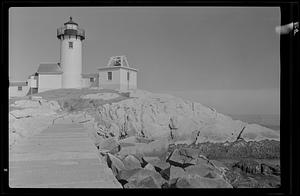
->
57, 17, 85, 88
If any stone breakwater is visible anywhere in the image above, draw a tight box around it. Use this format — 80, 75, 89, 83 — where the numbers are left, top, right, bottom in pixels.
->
94, 137, 280, 188
9, 89, 280, 188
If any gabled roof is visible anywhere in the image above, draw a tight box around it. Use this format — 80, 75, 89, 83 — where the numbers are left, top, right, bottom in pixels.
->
37, 63, 63, 74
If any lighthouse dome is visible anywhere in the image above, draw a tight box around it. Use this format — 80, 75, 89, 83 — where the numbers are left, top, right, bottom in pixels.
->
57, 16, 85, 40
64, 16, 78, 26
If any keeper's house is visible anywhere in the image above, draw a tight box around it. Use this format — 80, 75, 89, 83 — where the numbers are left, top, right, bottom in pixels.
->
9, 74, 38, 98
98, 56, 137, 91
9, 81, 30, 98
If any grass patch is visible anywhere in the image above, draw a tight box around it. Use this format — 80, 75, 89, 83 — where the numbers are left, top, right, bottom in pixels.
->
9, 88, 132, 113
34, 88, 124, 101
34, 88, 132, 112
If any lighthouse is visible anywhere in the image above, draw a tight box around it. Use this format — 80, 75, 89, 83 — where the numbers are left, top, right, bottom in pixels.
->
57, 17, 85, 88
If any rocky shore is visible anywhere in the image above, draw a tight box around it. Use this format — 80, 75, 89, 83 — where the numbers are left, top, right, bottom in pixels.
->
9, 89, 280, 188
94, 135, 280, 188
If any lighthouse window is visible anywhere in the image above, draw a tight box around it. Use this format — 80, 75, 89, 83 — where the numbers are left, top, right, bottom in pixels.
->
90, 78, 94, 82
18, 86, 22, 91
69, 42, 73, 49
108, 72, 112, 80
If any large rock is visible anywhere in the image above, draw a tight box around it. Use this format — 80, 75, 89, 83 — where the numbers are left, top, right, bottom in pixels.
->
98, 137, 120, 154
123, 181, 136, 188
159, 167, 171, 180
118, 137, 169, 159
185, 164, 217, 178
106, 153, 126, 176
176, 175, 233, 188
116, 168, 141, 181
176, 177, 193, 188
143, 157, 170, 172
126, 121, 139, 137
144, 163, 156, 172
93, 90, 279, 144
138, 176, 161, 188
166, 148, 195, 167
170, 166, 186, 180
124, 168, 166, 188
123, 155, 142, 170
138, 137, 169, 157
124, 176, 160, 188
119, 136, 137, 146
142, 156, 161, 163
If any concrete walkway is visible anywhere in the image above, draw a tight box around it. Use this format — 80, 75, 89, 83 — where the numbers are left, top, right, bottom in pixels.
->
9, 123, 121, 188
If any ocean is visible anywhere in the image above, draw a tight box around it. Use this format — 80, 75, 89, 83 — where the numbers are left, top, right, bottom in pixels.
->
228, 114, 280, 131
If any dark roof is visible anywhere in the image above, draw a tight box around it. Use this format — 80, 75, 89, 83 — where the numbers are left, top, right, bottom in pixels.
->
37, 63, 63, 74
98, 66, 138, 72
10, 81, 28, 87
64, 16, 78, 26
81, 73, 99, 78
27, 73, 38, 78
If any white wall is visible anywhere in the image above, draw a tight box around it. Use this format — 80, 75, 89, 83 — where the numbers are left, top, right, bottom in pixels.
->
9, 86, 30, 98
81, 78, 91, 88
38, 74, 62, 92
60, 36, 82, 88
129, 71, 137, 89
81, 78, 98, 88
120, 69, 137, 90
98, 68, 137, 91
119, 69, 127, 91
99, 69, 121, 90
28, 77, 37, 88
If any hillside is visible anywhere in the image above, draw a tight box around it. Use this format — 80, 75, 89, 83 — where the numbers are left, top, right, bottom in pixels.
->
9, 88, 280, 188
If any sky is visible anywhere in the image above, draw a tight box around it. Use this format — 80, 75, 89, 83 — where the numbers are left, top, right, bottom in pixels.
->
9, 7, 281, 115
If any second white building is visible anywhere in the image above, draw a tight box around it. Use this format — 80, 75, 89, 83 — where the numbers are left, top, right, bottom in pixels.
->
98, 56, 138, 91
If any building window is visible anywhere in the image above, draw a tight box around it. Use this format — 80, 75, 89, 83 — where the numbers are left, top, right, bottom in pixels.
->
69, 42, 73, 49
108, 72, 112, 80
18, 86, 22, 91
127, 72, 130, 81
90, 78, 94, 82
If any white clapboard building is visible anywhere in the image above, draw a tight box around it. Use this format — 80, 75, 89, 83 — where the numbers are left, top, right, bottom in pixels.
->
98, 56, 138, 91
